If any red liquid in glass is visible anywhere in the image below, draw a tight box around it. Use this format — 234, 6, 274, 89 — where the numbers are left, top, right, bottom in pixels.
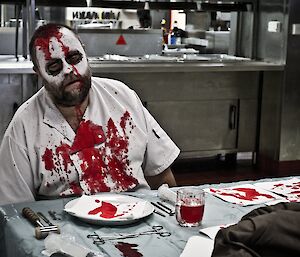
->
180, 204, 204, 224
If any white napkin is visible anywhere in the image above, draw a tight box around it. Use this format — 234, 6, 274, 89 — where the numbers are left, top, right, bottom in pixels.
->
199, 224, 233, 240
157, 184, 177, 204
43, 233, 105, 257
65, 195, 147, 220
180, 236, 214, 257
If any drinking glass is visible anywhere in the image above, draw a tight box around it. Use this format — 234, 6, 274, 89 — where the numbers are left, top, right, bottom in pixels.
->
175, 188, 205, 227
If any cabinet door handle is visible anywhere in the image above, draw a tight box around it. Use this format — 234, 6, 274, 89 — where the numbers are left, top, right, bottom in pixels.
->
229, 105, 237, 130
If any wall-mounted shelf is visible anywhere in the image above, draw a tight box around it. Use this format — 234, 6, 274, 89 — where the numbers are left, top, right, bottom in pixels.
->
0, 0, 254, 11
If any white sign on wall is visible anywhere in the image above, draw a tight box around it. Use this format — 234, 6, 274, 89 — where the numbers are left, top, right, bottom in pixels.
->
66, 8, 101, 20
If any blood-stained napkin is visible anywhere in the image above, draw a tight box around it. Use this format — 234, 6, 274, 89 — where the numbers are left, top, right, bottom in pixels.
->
254, 177, 300, 202
65, 195, 147, 220
204, 184, 283, 206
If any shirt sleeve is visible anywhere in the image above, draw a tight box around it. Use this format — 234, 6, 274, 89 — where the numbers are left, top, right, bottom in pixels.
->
0, 134, 35, 205
141, 105, 180, 177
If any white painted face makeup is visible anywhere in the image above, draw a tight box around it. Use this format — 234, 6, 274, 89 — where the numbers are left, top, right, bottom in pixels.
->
35, 27, 89, 87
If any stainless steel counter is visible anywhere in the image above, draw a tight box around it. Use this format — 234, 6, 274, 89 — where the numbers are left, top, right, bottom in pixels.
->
0, 55, 284, 74
0, 56, 33, 74
0, 54, 284, 159
89, 60, 284, 73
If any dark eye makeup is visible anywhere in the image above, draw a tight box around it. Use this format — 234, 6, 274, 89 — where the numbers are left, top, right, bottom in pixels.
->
66, 51, 83, 65
46, 59, 63, 76
45, 51, 83, 76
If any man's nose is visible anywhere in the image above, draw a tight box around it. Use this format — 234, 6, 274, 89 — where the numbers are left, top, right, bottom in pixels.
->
63, 60, 75, 75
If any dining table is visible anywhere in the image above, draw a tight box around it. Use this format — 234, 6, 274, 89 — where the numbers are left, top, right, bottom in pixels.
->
0, 176, 298, 257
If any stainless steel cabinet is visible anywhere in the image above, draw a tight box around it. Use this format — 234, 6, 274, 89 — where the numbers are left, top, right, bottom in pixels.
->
95, 70, 259, 158
0, 74, 37, 143
147, 100, 238, 157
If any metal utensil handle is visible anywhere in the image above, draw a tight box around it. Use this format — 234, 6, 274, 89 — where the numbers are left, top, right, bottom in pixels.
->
87, 225, 171, 245
22, 207, 43, 227
151, 202, 170, 215
37, 212, 54, 226
139, 226, 171, 237
229, 105, 237, 130
156, 202, 174, 213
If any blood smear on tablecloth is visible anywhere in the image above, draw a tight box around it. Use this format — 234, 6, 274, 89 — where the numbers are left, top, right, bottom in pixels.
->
204, 184, 283, 206
115, 242, 143, 257
254, 177, 300, 202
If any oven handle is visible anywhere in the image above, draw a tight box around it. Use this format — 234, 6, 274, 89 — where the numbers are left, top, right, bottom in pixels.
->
229, 104, 237, 130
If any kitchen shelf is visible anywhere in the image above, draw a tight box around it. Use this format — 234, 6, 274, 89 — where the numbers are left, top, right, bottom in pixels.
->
0, 0, 254, 11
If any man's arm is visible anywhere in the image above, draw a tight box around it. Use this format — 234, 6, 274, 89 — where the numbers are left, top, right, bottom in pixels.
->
145, 167, 177, 190
0, 135, 35, 205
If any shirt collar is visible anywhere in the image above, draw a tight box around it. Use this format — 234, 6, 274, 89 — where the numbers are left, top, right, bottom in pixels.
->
42, 90, 76, 142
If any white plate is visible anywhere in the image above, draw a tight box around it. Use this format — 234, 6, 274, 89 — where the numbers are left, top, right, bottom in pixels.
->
64, 193, 154, 225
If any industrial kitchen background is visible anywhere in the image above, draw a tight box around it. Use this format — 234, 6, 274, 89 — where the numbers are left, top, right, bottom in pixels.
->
0, 0, 299, 176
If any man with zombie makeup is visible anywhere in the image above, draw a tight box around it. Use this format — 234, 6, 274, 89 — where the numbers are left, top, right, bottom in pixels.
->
0, 24, 180, 205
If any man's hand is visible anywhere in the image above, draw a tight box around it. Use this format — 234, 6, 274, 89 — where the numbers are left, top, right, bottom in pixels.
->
145, 167, 177, 190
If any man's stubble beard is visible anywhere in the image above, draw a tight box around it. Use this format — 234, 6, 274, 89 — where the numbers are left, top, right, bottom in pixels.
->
44, 70, 92, 107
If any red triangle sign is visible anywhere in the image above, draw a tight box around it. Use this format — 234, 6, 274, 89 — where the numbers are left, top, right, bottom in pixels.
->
116, 35, 127, 45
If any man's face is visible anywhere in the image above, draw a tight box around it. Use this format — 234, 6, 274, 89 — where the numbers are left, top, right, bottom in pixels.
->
34, 27, 91, 106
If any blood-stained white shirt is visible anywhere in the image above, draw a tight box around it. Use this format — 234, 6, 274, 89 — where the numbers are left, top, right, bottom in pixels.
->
0, 77, 180, 205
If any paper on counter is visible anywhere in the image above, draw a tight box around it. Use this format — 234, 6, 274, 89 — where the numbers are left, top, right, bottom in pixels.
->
254, 177, 300, 202
199, 224, 234, 240
180, 236, 214, 257
64, 195, 146, 220
181, 224, 234, 257
204, 184, 283, 206
264, 199, 290, 206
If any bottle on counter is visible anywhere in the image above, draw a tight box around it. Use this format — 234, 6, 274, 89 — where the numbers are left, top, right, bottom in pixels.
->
169, 20, 183, 45
161, 18, 169, 45
169, 20, 178, 45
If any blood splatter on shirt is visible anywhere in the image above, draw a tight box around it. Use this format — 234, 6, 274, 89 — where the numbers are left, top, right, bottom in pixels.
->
71, 120, 105, 153
41, 111, 138, 195
42, 148, 55, 170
